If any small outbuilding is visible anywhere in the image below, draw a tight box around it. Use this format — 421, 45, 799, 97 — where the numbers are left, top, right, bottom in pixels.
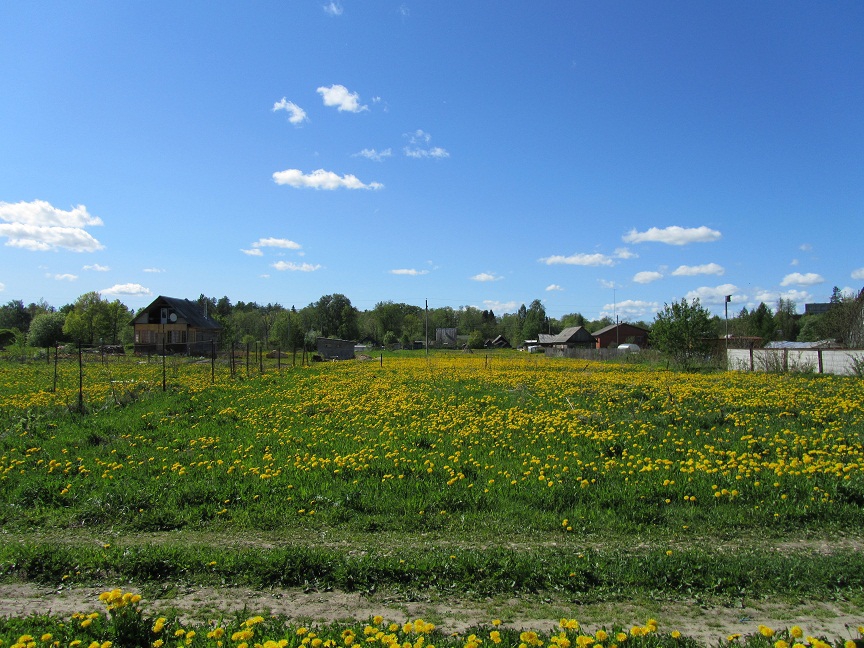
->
316, 337, 356, 360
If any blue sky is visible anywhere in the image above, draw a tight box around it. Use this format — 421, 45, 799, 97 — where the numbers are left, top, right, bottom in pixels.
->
1, 1, 862, 321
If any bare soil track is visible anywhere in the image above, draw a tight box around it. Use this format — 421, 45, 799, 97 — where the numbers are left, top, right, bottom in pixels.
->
1, 583, 861, 647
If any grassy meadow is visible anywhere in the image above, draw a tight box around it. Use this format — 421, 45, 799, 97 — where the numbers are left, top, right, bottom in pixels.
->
0, 352, 863, 645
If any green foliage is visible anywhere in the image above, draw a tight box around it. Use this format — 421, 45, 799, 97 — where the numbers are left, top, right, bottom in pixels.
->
28, 311, 67, 348
63, 292, 133, 346
650, 298, 715, 369
466, 330, 484, 349
0, 299, 32, 333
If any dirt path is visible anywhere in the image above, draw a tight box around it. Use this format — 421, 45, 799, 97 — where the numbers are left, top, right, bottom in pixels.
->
1, 584, 860, 647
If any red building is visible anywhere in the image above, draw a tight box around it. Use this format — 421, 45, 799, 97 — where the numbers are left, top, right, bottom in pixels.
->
592, 323, 650, 349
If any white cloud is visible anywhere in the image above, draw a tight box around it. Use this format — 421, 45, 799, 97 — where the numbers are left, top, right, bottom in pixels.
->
601, 299, 659, 319
317, 84, 368, 113
671, 263, 725, 277
404, 146, 449, 159
684, 283, 739, 305
271, 261, 321, 272
545, 284, 563, 292
252, 237, 302, 250
623, 225, 721, 245
83, 263, 110, 272
323, 1, 343, 16
272, 98, 308, 125
852, 268, 864, 280
780, 272, 824, 287
482, 300, 518, 313
751, 289, 811, 309
53, 273, 78, 281
390, 268, 429, 276
241, 248, 264, 256
354, 148, 392, 162
471, 272, 503, 282
403, 130, 449, 159
539, 252, 614, 266
0, 282, 4, 292
799, 243, 812, 251
101, 283, 152, 297
0, 200, 104, 252
599, 279, 619, 289
143, 267, 164, 273
633, 271, 663, 284
614, 247, 637, 259
407, 130, 431, 144
273, 168, 383, 190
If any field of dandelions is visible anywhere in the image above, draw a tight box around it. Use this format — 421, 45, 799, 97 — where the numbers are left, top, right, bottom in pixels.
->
1, 352, 862, 646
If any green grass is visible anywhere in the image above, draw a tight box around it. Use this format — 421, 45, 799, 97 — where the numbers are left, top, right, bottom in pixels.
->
0, 354, 863, 607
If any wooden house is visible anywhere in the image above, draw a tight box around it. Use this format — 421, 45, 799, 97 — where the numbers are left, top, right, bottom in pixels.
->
592, 323, 650, 349
131, 296, 222, 355
537, 326, 596, 349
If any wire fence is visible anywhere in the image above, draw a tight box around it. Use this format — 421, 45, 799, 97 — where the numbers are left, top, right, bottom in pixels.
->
0, 343, 312, 414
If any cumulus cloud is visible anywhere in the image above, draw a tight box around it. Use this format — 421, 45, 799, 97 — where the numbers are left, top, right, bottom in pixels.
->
622, 225, 721, 245
671, 263, 725, 277
0, 282, 5, 292
323, 1, 343, 16
539, 252, 614, 267
272, 97, 308, 125
780, 272, 824, 287
271, 261, 321, 272
752, 288, 812, 308
614, 247, 637, 260
545, 284, 563, 292
251, 237, 302, 250
852, 268, 864, 280
317, 84, 368, 113
471, 272, 503, 282
354, 148, 392, 162
389, 268, 429, 276
633, 271, 663, 284
0, 199, 104, 252
601, 299, 659, 319
241, 248, 264, 256
83, 263, 110, 272
483, 300, 518, 313
403, 130, 449, 159
684, 283, 739, 305
143, 267, 164, 273
101, 283, 152, 297
273, 168, 383, 190
53, 273, 78, 281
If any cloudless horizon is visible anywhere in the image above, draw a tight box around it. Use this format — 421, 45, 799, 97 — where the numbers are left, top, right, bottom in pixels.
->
2, 2, 862, 321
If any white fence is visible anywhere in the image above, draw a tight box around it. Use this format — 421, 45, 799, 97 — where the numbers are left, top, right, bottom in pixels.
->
727, 348, 864, 376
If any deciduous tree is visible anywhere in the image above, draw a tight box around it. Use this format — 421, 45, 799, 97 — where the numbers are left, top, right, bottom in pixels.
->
651, 298, 716, 370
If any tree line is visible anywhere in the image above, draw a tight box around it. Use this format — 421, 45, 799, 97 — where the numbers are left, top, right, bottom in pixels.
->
1, 286, 862, 356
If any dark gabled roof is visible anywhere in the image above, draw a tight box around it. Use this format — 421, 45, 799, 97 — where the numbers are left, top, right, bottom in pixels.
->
592, 322, 649, 336
538, 326, 594, 345
134, 296, 222, 330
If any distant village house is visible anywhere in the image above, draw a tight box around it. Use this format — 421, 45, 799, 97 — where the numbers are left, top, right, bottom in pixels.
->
131, 296, 222, 355
592, 323, 650, 349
